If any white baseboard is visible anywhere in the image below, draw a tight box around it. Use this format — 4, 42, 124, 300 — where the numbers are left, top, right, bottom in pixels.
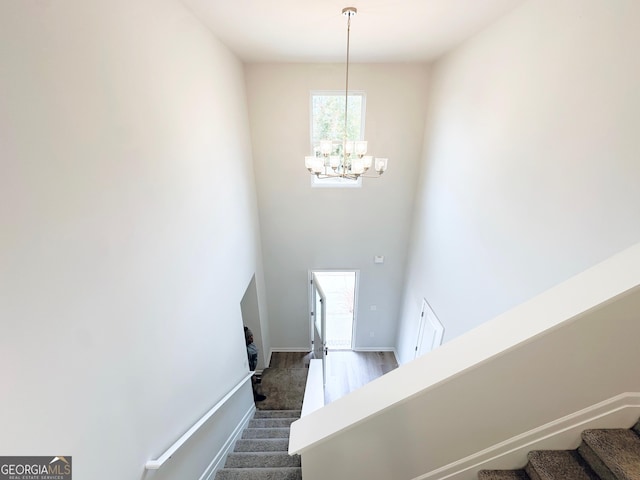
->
199, 404, 256, 480
353, 346, 397, 354
352, 347, 400, 364
270, 348, 311, 354
273, 347, 397, 355
414, 392, 640, 480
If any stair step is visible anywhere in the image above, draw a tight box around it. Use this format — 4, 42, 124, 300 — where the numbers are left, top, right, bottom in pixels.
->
477, 421, 640, 479
478, 470, 529, 479
249, 418, 297, 428
215, 467, 302, 480
242, 427, 290, 439
233, 438, 289, 452
578, 428, 640, 480
525, 450, 598, 480
224, 452, 301, 468
253, 410, 300, 419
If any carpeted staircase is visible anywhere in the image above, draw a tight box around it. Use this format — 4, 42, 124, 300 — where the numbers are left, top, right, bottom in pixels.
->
479, 419, 640, 480
214, 409, 302, 480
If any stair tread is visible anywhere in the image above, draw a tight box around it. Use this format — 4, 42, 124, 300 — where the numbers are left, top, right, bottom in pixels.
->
526, 450, 598, 480
581, 428, 640, 480
253, 410, 301, 419
249, 418, 297, 428
215, 407, 300, 478
477, 422, 640, 480
242, 427, 291, 439
225, 452, 301, 468
478, 469, 529, 479
215, 466, 301, 480
234, 438, 290, 452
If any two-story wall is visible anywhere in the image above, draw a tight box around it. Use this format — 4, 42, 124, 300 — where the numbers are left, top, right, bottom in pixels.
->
397, 0, 640, 363
0, 1, 265, 479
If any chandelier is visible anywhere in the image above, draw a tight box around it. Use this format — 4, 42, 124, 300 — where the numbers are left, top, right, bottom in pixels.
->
304, 7, 388, 180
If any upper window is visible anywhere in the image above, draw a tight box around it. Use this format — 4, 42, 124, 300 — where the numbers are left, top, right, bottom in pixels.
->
309, 91, 366, 187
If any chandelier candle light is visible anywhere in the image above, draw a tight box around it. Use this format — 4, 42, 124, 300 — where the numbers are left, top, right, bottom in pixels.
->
305, 7, 388, 180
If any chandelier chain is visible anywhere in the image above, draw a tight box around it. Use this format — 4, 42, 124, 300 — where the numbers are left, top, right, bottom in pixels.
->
344, 12, 351, 148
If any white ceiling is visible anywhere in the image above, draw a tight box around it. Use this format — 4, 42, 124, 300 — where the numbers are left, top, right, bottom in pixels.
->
181, 0, 525, 63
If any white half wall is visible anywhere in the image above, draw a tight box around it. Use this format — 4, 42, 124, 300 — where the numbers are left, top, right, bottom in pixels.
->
245, 63, 429, 350
291, 242, 640, 480
397, 0, 640, 363
0, 1, 264, 479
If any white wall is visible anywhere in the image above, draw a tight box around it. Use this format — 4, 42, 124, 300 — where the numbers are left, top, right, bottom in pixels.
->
245, 64, 429, 350
397, 0, 640, 363
0, 1, 264, 479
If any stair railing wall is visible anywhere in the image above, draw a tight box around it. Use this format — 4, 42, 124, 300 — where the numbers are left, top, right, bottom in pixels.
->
145, 372, 255, 480
289, 242, 640, 480
146, 372, 254, 470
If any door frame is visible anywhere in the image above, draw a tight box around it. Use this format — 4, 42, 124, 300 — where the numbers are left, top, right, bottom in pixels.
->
308, 269, 359, 350
310, 272, 327, 385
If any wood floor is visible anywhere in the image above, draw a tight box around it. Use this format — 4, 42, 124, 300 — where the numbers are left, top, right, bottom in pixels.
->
268, 350, 399, 404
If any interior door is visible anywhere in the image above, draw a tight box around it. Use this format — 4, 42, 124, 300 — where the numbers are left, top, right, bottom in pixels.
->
415, 298, 445, 358
311, 273, 327, 386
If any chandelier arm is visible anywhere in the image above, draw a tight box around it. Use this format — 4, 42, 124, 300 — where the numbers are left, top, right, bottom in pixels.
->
314, 171, 383, 180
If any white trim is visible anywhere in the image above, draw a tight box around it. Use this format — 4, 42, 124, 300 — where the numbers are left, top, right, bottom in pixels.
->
145, 372, 254, 470
351, 271, 360, 351
199, 404, 255, 480
266, 349, 273, 368
413, 392, 640, 480
270, 348, 312, 353
352, 347, 400, 365
353, 347, 397, 353
308, 270, 314, 349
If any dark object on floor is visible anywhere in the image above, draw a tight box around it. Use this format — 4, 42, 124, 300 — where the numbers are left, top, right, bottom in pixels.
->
254, 393, 267, 402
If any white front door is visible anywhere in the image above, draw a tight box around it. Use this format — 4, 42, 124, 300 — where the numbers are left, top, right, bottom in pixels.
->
313, 270, 357, 350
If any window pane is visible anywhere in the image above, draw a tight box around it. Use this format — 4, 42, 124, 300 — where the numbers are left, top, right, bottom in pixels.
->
309, 92, 365, 188
311, 94, 363, 144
